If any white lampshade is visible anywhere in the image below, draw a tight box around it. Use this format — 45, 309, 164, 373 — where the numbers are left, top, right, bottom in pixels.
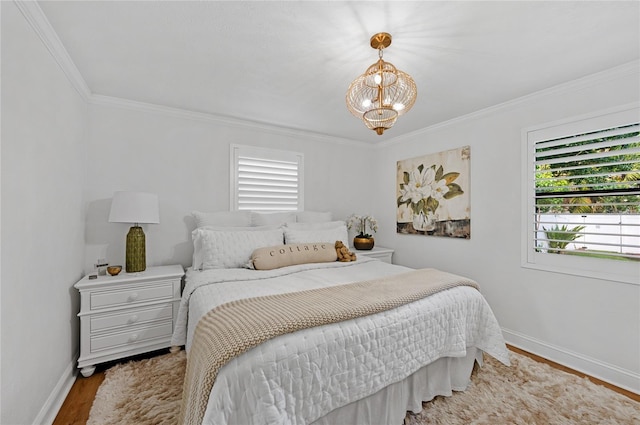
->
108, 191, 160, 224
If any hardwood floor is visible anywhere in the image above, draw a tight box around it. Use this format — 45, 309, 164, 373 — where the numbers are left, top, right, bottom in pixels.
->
53, 371, 104, 425
53, 345, 638, 424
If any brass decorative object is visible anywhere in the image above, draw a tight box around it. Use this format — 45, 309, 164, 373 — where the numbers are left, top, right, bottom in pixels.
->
107, 265, 123, 276
346, 32, 417, 135
353, 237, 375, 250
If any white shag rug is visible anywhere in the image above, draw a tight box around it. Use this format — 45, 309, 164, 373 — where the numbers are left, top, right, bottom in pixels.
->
88, 350, 639, 425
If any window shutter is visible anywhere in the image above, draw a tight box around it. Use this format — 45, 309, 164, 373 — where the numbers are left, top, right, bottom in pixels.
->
231, 145, 304, 211
533, 123, 640, 260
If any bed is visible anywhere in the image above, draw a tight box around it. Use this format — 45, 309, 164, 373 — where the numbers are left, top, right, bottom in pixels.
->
171, 211, 510, 425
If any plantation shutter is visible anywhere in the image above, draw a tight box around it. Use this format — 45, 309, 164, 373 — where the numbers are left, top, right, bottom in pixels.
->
533, 123, 640, 260
231, 145, 303, 211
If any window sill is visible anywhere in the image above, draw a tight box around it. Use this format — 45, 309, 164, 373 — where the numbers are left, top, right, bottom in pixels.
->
522, 253, 639, 285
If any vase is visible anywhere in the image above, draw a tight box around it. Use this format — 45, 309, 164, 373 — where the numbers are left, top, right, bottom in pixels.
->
353, 236, 374, 250
413, 211, 436, 232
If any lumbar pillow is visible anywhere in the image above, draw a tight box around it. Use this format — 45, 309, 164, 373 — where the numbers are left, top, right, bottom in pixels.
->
251, 243, 337, 270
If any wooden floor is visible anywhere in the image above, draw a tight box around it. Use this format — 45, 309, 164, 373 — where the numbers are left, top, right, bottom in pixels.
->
53, 345, 638, 424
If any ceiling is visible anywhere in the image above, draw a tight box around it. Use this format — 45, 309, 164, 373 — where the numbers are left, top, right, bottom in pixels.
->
37, 1, 640, 143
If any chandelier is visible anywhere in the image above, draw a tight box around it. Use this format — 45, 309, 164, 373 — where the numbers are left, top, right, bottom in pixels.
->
346, 32, 417, 135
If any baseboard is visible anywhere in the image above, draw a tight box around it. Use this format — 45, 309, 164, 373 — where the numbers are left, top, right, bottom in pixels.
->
33, 355, 78, 425
502, 327, 639, 395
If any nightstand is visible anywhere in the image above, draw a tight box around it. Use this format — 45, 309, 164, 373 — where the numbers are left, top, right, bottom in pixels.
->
74, 264, 184, 377
353, 246, 394, 264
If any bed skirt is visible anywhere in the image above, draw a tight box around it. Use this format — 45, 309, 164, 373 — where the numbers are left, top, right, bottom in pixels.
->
311, 347, 482, 425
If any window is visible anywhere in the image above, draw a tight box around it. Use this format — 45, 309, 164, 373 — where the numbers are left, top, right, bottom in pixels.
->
230, 144, 304, 211
522, 105, 640, 284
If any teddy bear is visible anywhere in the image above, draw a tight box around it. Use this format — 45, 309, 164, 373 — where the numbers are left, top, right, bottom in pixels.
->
335, 240, 357, 262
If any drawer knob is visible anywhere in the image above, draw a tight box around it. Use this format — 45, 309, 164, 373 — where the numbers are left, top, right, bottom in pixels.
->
129, 333, 139, 342
128, 314, 139, 324
128, 292, 139, 302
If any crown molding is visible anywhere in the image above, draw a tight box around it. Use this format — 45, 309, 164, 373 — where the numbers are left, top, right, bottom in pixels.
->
14, 0, 366, 148
89, 94, 370, 148
378, 60, 640, 149
14, 0, 91, 101
15, 0, 637, 150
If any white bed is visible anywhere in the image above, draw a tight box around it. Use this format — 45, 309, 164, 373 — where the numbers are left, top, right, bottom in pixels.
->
172, 256, 510, 425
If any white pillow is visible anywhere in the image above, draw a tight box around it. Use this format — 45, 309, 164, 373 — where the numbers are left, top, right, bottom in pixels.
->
296, 211, 333, 223
192, 225, 280, 269
194, 227, 284, 270
251, 211, 297, 226
284, 225, 349, 248
192, 211, 252, 228
285, 220, 345, 230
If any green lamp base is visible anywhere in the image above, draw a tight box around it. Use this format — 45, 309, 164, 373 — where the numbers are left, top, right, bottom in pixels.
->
126, 226, 146, 273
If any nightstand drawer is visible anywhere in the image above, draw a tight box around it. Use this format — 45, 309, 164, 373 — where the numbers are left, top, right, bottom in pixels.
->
90, 321, 173, 352
90, 281, 174, 310
90, 304, 173, 333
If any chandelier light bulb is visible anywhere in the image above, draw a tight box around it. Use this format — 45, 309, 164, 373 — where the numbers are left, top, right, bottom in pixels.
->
345, 32, 417, 136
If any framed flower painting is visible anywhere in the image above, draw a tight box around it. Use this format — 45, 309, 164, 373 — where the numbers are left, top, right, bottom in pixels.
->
396, 146, 471, 238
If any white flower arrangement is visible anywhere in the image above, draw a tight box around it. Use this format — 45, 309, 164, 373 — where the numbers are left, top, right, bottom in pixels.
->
346, 214, 378, 238
397, 163, 464, 231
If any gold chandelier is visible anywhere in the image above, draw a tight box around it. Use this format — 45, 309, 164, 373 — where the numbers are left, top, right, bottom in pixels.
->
346, 32, 417, 135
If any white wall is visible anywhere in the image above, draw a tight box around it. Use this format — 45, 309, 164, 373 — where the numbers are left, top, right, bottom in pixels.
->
373, 64, 640, 392
83, 100, 376, 271
3, 3, 638, 422
1, 2, 87, 424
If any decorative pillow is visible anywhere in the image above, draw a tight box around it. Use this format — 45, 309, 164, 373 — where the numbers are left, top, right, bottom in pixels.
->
285, 220, 345, 230
194, 228, 284, 270
251, 243, 337, 270
296, 211, 333, 223
251, 211, 297, 226
192, 211, 252, 228
192, 225, 280, 270
284, 225, 349, 248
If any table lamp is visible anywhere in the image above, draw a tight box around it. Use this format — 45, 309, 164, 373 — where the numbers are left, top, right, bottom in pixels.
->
108, 191, 160, 272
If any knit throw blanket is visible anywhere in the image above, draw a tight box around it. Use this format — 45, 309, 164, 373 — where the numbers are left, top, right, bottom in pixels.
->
179, 268, 480, 424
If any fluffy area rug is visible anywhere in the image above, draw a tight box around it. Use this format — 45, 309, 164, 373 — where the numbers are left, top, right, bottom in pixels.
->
88, 350, 639, 425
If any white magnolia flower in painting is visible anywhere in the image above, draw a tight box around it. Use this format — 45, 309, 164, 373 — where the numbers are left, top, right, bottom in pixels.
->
429, 177, 450, 201
398, 162, 464, 231
400, 167, 435, 204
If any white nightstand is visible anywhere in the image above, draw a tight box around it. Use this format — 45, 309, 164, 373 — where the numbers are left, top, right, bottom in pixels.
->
74, 264, 184, 377
353, 246, 394, 264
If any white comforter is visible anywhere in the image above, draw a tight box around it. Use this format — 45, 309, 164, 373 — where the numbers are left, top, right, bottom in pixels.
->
172, 257, 510, 425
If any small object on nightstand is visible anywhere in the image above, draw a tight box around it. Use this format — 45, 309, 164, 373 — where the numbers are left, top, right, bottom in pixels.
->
107, 265, 122, 276
95, 258, 109, 276
88, 274, 98, 280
